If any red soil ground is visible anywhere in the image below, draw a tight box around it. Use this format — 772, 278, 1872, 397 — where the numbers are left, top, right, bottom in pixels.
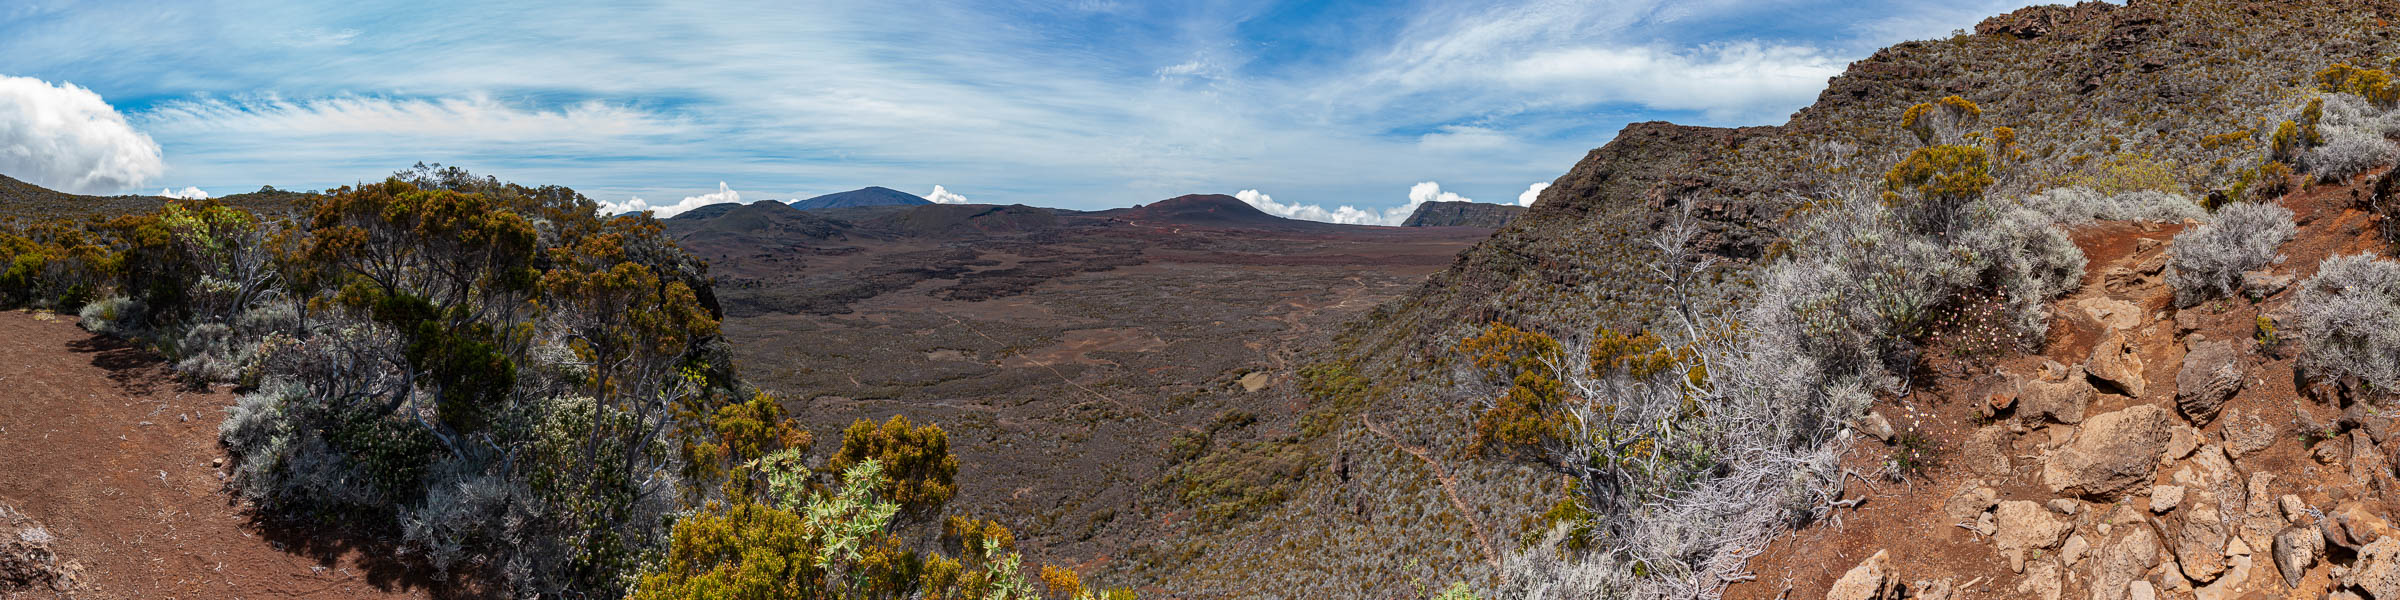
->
0, 311, 428, 599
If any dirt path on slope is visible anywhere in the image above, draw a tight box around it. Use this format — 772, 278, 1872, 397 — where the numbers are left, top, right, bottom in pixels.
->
0, 311, 428, 600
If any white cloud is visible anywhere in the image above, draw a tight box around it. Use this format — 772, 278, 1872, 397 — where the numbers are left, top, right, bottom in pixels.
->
927, 185, 970, 204
1517, 181, 1549, 207
1235, 181, 1509, 226
599, 181, 740, 217
0, 75, 162, 194
158, 186, 209, 199
1417, 125, 1511, 152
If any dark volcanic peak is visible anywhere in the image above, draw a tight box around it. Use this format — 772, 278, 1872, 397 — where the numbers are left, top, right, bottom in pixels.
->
1100, 193, 1337, 230
1399, 200, 1523, 228
790, 186, 932, 211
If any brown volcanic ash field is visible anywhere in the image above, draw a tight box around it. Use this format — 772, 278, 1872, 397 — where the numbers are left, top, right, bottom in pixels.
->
666, 197, 1492, 571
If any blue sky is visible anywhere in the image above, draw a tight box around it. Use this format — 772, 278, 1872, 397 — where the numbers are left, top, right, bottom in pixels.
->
0, 0, 2058, 220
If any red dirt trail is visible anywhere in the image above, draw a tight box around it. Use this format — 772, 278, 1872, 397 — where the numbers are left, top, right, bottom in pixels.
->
0, 311, 427, 599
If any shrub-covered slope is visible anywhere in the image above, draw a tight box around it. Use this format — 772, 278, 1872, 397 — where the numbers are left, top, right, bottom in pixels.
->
1127, 1, 2400, 597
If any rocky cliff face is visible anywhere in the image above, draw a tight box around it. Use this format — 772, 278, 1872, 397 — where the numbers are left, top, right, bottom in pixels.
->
1401, 201, 1525, 228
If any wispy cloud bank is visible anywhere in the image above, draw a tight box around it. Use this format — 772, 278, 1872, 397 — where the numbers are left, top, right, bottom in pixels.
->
600, 181, 740, 217
1236, 181, 1514, 226
0, 75, 161, 194
158, 186, 209, 199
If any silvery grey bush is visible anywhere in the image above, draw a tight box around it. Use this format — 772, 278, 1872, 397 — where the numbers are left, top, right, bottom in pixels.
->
2167, 201, 2294, 307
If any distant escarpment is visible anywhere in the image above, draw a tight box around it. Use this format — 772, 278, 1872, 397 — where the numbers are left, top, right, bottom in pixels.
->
1400, 200, 1523, 228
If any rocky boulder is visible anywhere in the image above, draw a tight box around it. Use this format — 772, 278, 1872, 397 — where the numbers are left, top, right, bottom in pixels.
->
2275, 525, 2322, 588
2087, 329, 2147, 397
1825, 549, 1903, 600
2170, 503, 2229, 582
2175, 337, 2246, 425
2092, 526, 2162, 600
1996, 500, 2076, 572
2351, 537, 2400, 599
2019, 371, 2095, 425
2045, 405, 2176, 499
2076, 297, 2146, 331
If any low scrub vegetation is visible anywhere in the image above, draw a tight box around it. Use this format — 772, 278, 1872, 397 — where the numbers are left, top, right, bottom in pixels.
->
2166, 201, 2295, 307
0, 165, 1120, 599
1456, 108, 2088, 596
2293, 254, 2400, 397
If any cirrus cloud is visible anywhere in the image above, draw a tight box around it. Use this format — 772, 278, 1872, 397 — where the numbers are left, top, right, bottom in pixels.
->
0, 75, 162, 194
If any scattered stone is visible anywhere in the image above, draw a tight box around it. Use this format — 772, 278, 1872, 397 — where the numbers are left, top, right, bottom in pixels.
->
2127, 580, 2158, 600
2019, 371, 2095, 425
2046, 405, 2176, 499
2354, 537, 2400, 599
2174, 309, 2205, 336
1996, 501, 2075, 573
2225, 536, 2252, 557
1976, 511, 1997, 536
2223, 407, 2281, 457
2035, 358, 2075, 382
1858, 411, 1894, 442
1237, 371, 1270, 392
2242, 269, 2293, 298
2318, 440, 2349, 465
2175, 338, 2247, 425
2281, 495, 2310, 524
2164, 423, 2200, 461
2152, 485, 2185, 513
1944, 485, 2000, 523
2086, 329, 2148, 397
2192, 554, 2251, 600
2015, 558, 2062, 600
2174, 503, 2230, 582
2062, 534, 2091, 565
2274, 525, 2322, 588
2079, 297, 2146, 331
2324, 503, 2400, 552
1910, 579, 1953, 600
1963, 427, 2013, 477
2047, 498, 2079, 515
1975, 375, 2020, 417
1824, 549, 1902, 600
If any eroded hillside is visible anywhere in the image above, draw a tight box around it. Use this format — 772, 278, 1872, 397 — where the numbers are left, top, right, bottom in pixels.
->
1149, 1, 2400, 598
